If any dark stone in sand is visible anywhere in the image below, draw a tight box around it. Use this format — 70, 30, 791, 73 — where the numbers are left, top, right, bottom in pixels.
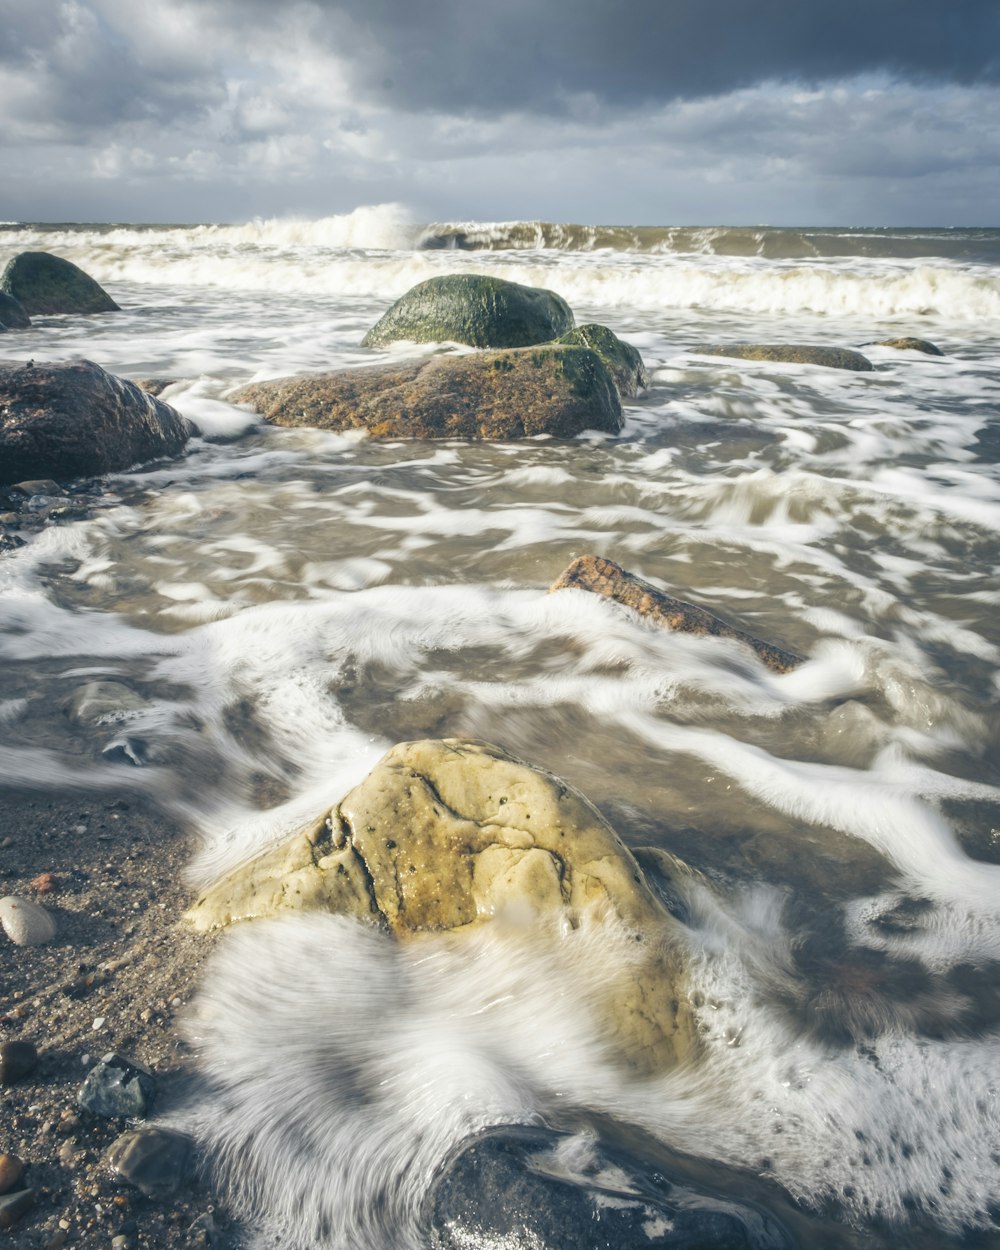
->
694, 344, 873, 371
78, 1052, 156, 1118
0, 291, 30, 329
107, 1126, 196, 1197
427, 1127, 796, 1250
0, 1154, 25, 1195
556, 322, 649, 397
874, 337, 945, 356
0, 359, 195, 486
362, 273, 574, 348
229, 345, 622, 440
1, 251, 119, 315
0, 1188, 35, 1230
550, 555, 802, 673
0, 1040, 38, 1086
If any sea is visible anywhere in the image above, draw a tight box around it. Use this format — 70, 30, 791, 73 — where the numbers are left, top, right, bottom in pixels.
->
2, 206, 1000, 1250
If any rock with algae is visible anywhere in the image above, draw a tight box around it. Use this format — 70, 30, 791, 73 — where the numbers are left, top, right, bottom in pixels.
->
187, 738, 697, 1073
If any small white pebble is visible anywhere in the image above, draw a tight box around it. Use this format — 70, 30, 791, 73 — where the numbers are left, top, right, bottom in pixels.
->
92, 1017, 105, 1030
170, 997, 181, 1008
74, 824, 87, 834
81, 1053, 91, 1065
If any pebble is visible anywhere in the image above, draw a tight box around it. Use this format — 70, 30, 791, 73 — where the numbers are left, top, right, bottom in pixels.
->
0, 1039, 39, 1086
0, 894, 58, 945
0, 1154, 25, 1195
78, 1052, 156, 1118
30, 872, 57, 894
0, 1187, 34, 1230
107, 1125, 196, 1198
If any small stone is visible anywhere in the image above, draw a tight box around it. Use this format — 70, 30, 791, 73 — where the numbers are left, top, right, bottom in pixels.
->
46, 1231, 69, 1250
107, 1126, 195, 1198
0, 1154, 25, 1195
30, 872, 57, 894
0, 1039, 39, 1086
0, 894, 58, 945
78, 1052, 156, 1119
0, 1187, 34, 1230
93, 1016, 106, 1030
112, 1237, 130, 1250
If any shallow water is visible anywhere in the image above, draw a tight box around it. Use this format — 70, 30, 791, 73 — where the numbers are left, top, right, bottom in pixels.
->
2, 210, 1000, 1249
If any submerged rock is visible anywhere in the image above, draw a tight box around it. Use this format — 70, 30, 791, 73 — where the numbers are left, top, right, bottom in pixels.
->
67, 680, 149, 726
79, 1052, 156, 1118
188, 737, 696, 1072
874, 337, 945, 356
550, 555, 802, 673
0, 291, 30, 330
556, 322, 649, 397
107, 1126, 196, 1197
694, 343, 873, 371
1, 251, 119, 315
428, 1127, 797, 1250
362, 273, 574, 348
229, 345, 622, 440
0, 359, 195, 485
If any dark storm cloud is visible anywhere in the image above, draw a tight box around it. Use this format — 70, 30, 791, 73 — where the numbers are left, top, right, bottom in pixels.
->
253, 0, 1000, 114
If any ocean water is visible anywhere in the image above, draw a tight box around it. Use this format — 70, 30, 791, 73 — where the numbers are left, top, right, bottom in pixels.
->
2, 207, 1000, 1249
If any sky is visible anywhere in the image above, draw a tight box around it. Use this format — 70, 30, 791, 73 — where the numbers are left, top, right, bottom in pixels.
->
2, 0, 999, 226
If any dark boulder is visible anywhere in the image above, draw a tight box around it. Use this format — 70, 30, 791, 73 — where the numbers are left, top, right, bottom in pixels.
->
230, 345, 622, 440
0, 292, 30, 330
1, 251, 119, 315
362, 273, 574, 348
0, 359, 195, 486
874, 337, 945, 356
693, 344, 873, 372
550, 555, 802, 673
427, 1127, 796, 1250
557, 322, 649, 397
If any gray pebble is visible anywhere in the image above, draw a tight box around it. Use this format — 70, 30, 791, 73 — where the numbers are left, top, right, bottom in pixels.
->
107, 1126, 195, 1197
78, 1052, 156, 1119
0, 895, 57, 946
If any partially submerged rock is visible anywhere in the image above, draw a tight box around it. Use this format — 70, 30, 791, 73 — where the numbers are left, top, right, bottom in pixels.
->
556, 323, 649, 397
0, 359, 195, 486
428, 1127, 797, 1250
188, 737, 696, 1072
229, 345, 622, 440
0, 291, 30, 330
1, 251, 119, 315
874, 337, 945, 356
550, 555, 802, 673
362, 273, 573, 348
694, 343, 873, 372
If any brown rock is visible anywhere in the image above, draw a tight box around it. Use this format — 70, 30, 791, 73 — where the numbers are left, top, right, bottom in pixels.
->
874, 337, 945, 356
693, 343, 873, 371
549, 555, 802, 673
187, 738, 697, 1073
0, 1039, 39, 1085
228, 345, 622, 440
30, 872, 57, 894
0, 359, 195, 486
0, 1154, 24, 1195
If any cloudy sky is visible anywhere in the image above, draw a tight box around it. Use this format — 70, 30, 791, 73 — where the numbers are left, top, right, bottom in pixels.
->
3, 0, 999, 226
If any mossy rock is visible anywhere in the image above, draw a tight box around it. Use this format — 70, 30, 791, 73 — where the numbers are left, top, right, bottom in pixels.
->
874, 337, 945, 356
362, 274, 573, 348
0, 292, 30, 330
186, 737, 698, 1074
694, 343, 873, 371
229, 344, 622, 439
1, 252, 120, 316
556, 323, 649, 397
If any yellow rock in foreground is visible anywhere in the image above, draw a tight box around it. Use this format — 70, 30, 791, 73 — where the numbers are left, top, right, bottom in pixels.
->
186, 738, 697, 1072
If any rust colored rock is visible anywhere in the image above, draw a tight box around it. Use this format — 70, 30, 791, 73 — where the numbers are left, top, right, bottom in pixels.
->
29, 872, 56, 894
0, 359, 195, 486
0, 1154, 24, 1195
549, 555, 802, 673
229, 345, 622, 440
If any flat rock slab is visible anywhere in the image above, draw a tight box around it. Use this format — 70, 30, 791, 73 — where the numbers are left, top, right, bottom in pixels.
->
694, 343, 873, 371
428, 1127, 796, 1250
230, 345, 622, 439
0, 359, 195, 485
188, 737, 697, 1073
362, 273, 574, 348
1, 251, 119, 315
550, 554, 802, 673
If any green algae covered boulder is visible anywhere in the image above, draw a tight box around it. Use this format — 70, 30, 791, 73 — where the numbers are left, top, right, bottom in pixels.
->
230, 344, 622, 440
556, 323, 649, 397
362, 273, 574, 349
1, 252, 120, 316
0, 292, 30, 330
